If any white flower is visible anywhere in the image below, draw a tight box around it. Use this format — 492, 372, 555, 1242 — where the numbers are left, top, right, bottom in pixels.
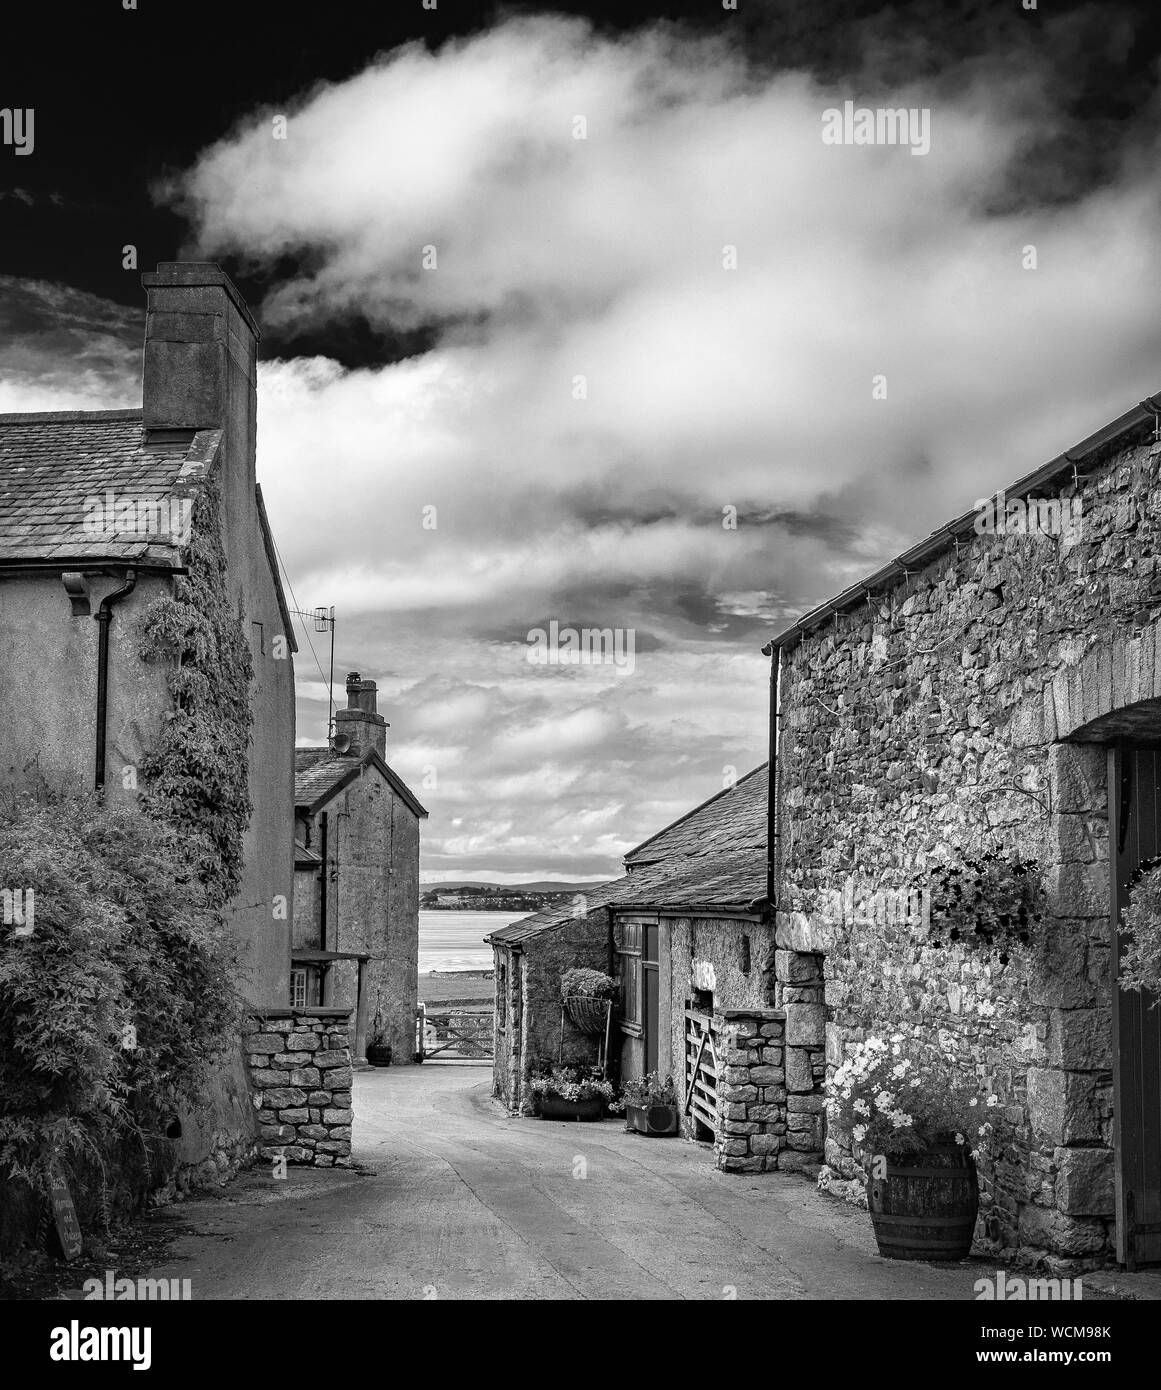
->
978, 1125, 988, 1138
955, 1133, 965, 1145
909, 1077, 920, 1087
874, 1090, 893, 1111
986, 1095, 998, 1108
969, 1097, 978, 1107
891, 1044, 901, 1056
853, 1124, 867, 1143
891, 1063, 908, 1079
853, 1099, 869, 1117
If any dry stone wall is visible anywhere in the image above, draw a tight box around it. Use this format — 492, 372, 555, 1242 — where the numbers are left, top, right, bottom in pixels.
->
246, 1012, 354, 1167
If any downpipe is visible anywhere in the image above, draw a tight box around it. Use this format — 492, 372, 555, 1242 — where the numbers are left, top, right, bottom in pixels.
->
94, 569, 137, 792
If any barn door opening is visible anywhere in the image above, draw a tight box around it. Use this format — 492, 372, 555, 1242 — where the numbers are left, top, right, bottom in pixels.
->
1110, 743, 1161, 1268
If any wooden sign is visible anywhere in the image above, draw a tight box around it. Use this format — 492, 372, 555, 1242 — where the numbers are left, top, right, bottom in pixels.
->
46, 1162, 83, 1261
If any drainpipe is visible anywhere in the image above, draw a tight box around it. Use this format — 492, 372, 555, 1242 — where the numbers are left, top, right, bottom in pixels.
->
765, 640, 782, 910
94, 569, 137, 792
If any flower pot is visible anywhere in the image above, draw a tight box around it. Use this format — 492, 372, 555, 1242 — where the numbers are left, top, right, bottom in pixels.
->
625, 1101, 679, 1135
867, 1141, 979, 1261
366, 1041, 393, 1068
537, 1094, 604, 1122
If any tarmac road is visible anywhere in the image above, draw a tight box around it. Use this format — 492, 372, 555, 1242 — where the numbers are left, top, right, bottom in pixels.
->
118, 1061, 1016, 1301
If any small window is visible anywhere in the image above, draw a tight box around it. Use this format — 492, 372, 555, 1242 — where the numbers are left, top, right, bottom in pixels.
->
290, 969, 307, 1010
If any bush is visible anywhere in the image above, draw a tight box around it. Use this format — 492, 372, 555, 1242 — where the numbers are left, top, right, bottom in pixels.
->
529, 1067, 614, 1103
0, 792, 242, 1198
560, 967, 615, 1002
1120, 859, 1161, 1000
621, 1071, 677, 1108
829, 1034, 997, 1161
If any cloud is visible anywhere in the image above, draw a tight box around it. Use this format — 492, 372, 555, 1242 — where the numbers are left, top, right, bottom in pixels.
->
7, 11, 1161, 876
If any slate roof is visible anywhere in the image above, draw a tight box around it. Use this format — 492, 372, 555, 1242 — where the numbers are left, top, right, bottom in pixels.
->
0, 409, 219, 566
624, 763, 767, 867
486, 763, 768, 946
294, 747, 428, 820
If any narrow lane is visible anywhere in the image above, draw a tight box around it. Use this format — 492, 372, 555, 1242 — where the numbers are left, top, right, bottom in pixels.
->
129, 1063, 997, 1300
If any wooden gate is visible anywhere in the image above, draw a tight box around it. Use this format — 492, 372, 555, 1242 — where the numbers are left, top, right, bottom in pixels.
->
1111, 743, 1161, 1268
418, 1004, 494, 1060
684, 1006, 719, 1137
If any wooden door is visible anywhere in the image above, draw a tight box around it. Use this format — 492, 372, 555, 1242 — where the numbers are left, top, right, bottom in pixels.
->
1110, 743, 1161, 1268
644, 924, 660, 1075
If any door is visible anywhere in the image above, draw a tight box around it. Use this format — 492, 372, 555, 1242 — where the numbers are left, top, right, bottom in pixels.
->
643, 924, 660, 1075
1110, 743, 1161, 1267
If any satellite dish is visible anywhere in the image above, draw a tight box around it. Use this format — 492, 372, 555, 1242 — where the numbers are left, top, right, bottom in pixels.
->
332, 733, 352, 755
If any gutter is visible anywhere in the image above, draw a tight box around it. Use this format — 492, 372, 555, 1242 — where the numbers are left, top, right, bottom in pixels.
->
94, 569, 137, 792
766, 642, 782, 910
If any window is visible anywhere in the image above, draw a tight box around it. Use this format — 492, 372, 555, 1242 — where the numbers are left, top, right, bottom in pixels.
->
290, 969, 307, 1010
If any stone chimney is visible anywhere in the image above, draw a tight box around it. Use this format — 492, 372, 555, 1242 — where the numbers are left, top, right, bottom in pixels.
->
333, 672, 388, 758
140, 262, 260, 501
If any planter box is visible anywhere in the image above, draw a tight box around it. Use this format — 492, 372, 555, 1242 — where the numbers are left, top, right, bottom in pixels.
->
537, 1095, 604, 1122
625, 1102, 679, 1136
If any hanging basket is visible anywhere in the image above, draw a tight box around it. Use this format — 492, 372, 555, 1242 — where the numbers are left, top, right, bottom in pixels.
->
564, 994, 612, 1036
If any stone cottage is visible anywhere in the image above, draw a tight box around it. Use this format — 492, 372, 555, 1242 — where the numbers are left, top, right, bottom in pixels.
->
766, 389, 1161, 1269
488, 764, 824, 1173
294, 672, 427, 1066
0, 264, 360, 1191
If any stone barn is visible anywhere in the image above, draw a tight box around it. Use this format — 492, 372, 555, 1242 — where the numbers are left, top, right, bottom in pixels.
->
488, 765, 825, 1173
767, 389, 1161, 1269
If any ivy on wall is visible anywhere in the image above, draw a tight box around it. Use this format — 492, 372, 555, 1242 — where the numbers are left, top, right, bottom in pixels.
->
0, 793, 242, 1199
138, 475, 254, 908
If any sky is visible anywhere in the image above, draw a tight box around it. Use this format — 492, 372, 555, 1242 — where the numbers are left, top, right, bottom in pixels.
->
3, 1, 1161, 881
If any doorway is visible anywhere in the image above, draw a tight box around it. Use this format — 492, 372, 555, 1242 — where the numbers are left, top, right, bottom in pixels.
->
1110, 742, 1161, 1267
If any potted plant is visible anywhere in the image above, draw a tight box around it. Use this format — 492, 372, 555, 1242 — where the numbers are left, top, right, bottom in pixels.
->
366, 994, 392, 1068
560, 967, 616, 1036
530, 1066, 615, 1122
829, 1034, 996, 1261
621, 1071, 679, 1136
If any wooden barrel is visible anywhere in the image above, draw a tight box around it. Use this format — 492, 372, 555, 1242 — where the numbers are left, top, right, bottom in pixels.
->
867, 1142, 979, 1261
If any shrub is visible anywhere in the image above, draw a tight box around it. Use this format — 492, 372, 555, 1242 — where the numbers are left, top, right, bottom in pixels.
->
1119, 859, 1161, 1000
0, 793, 242, 1198
829, 1034, 997, 1161
529, 1067, 614, 1103
621, 1071, 677, 1108
922, 849, 1044, 963
560, 967, 615, 1002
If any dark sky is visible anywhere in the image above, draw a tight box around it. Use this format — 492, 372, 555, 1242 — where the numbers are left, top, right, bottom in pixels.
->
6, 0, 1159, 363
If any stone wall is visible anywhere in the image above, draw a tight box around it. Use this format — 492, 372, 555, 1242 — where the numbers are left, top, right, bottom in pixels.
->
714, 1008, 789, 1171
777, 426, 1161, 1265
246, 1011, 354, 1167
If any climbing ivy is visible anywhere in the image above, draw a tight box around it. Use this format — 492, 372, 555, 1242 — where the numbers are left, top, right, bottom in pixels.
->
920, 848, 1044, 964
137, 475, 254, 908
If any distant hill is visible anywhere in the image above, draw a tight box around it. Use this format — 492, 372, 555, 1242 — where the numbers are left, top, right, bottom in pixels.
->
420, 878, 605, 893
